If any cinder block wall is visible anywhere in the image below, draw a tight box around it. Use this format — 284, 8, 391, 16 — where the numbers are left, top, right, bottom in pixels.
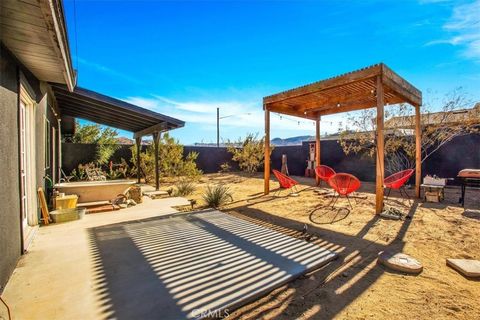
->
62, 134, 479, 184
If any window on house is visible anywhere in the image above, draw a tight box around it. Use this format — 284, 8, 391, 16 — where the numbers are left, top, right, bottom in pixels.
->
45, 118, 51, 169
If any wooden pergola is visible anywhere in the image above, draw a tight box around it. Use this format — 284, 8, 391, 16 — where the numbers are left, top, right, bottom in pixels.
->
263, 63, 422, 213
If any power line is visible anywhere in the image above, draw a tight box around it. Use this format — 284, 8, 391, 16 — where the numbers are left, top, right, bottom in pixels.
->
73, 0, 79, 71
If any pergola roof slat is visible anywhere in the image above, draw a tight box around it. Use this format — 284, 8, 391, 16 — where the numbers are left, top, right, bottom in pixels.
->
263, 63, 422, 118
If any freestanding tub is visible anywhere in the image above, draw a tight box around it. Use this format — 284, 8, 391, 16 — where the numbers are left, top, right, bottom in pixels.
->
54, 180, 136, 203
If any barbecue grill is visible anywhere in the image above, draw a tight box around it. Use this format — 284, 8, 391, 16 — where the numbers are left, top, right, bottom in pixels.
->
457, 169, 480, 207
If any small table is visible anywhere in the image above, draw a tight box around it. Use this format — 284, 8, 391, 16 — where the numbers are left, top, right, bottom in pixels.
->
421, 184, 445, 202
458, 177, 480, 207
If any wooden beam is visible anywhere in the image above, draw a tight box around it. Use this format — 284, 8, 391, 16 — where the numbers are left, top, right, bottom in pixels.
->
263, 102, 318, 120
153, 132, 160, 191
315, 118, 321, 185
382, 65, 422, 106
133, 122, 167, 139
375, 76, 385, 214
264, 107, 271, 195
135, 137, 142, 184
415, 104, 422, 198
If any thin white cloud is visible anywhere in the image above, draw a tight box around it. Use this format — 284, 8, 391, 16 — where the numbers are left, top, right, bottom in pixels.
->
418, 0, 451, 4
122, 95, 344, 136
425, 0, 480, 61
77, 58, 143, 84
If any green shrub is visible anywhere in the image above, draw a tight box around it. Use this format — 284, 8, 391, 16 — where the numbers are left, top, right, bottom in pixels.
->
202, 184, 233, 208
70, 165, 87, 181
226, 133, 273, 174
72, 121, 119, 165
130, 132, 202, 183
219, 162, 231, 173
174, 179, 196, 197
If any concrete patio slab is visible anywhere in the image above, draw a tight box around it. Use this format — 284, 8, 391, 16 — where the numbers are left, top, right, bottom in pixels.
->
89, 209, 337, 319
2, 203, 336, 320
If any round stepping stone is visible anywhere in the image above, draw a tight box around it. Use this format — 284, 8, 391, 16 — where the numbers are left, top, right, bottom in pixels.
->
378, 251, 423, 274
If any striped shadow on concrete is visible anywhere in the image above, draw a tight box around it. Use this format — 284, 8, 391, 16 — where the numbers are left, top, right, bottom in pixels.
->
89, 209, 337, 320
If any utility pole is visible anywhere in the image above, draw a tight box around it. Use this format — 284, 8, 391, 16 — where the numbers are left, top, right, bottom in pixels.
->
217, 107, 220, 147
217, 108, 251, 147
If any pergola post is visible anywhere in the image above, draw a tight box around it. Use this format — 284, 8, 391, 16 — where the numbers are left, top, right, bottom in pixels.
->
415, 104, 422, 198
135, 136, 142, 184
315, 118, 321, 185
375, 76, 385, 214
264, 106, 270, 195
152, 132, 160, 191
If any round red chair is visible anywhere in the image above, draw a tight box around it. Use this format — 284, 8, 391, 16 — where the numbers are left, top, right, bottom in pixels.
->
315, 165, 336, 186
384, 169, 414, 200
328, 173, 361, 208
272, 169, 299, 196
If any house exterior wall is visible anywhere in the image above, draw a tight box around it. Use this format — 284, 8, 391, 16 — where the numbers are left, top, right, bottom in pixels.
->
0, 44, 22, 291
0, 44, 61, 291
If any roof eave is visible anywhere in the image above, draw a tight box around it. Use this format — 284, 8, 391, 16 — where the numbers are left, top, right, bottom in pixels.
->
39, 0, 76, 91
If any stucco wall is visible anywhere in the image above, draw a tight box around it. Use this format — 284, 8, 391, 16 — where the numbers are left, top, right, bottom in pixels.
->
0, 45, 21, 290
0, 44, 60, 290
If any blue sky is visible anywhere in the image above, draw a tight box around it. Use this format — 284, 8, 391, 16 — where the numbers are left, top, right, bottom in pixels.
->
64, 0, 480, 144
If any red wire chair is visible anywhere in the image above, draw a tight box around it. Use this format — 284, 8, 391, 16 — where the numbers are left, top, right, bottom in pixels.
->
272, 169, 299, 196
315, 165, 336, 186
384, 169, 414, 200
328, 173, 361, 208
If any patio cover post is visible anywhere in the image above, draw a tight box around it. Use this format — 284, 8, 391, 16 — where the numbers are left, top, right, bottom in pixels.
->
315, 118, 321, 185
264, 106, 270, 195
415, 104, 421, 198
153, 132, 160, 191
135, 137, 142, 184
375, 76, 385, 214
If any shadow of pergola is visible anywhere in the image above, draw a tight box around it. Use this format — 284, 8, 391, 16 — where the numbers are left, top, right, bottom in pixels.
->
88, 210, 338, 320
87, 188, 421, 320
220, 195, 421, 319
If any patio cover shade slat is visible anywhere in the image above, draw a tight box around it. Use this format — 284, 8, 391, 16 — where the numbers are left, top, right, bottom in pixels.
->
263, 63, 422, 119
51, 84, 184, 135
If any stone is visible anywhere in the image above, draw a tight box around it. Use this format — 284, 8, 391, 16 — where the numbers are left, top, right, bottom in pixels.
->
378, 251, 423, 274
447, 259, 480, 278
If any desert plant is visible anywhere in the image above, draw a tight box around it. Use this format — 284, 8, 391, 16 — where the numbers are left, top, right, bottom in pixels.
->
174, 179, 196, 197
338, 88, 479, 174
219, 162, 231, 173
226, 133, 273, 174
72, 121, 120, 166
130, 132, 202, 182
70, 164, 87, 181
202, 184, 233, 208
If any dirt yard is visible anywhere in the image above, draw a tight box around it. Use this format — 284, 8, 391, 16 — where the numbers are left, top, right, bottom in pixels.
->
164, 173, 479, 320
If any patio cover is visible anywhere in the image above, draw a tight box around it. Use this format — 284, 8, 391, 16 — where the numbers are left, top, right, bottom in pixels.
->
51, 84, 184, 137
263, 63, 422, 213
51, 83, 185, 190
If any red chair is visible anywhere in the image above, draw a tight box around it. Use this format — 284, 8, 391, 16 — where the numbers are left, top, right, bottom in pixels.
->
384, 169, 414, 200
272, 169, 299, 196
328, 173, 361, 208
315, 165, 336, 186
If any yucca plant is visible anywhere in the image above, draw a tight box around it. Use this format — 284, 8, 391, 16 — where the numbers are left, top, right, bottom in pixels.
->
174, 179, 196, 197
202, 184, 233, 208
